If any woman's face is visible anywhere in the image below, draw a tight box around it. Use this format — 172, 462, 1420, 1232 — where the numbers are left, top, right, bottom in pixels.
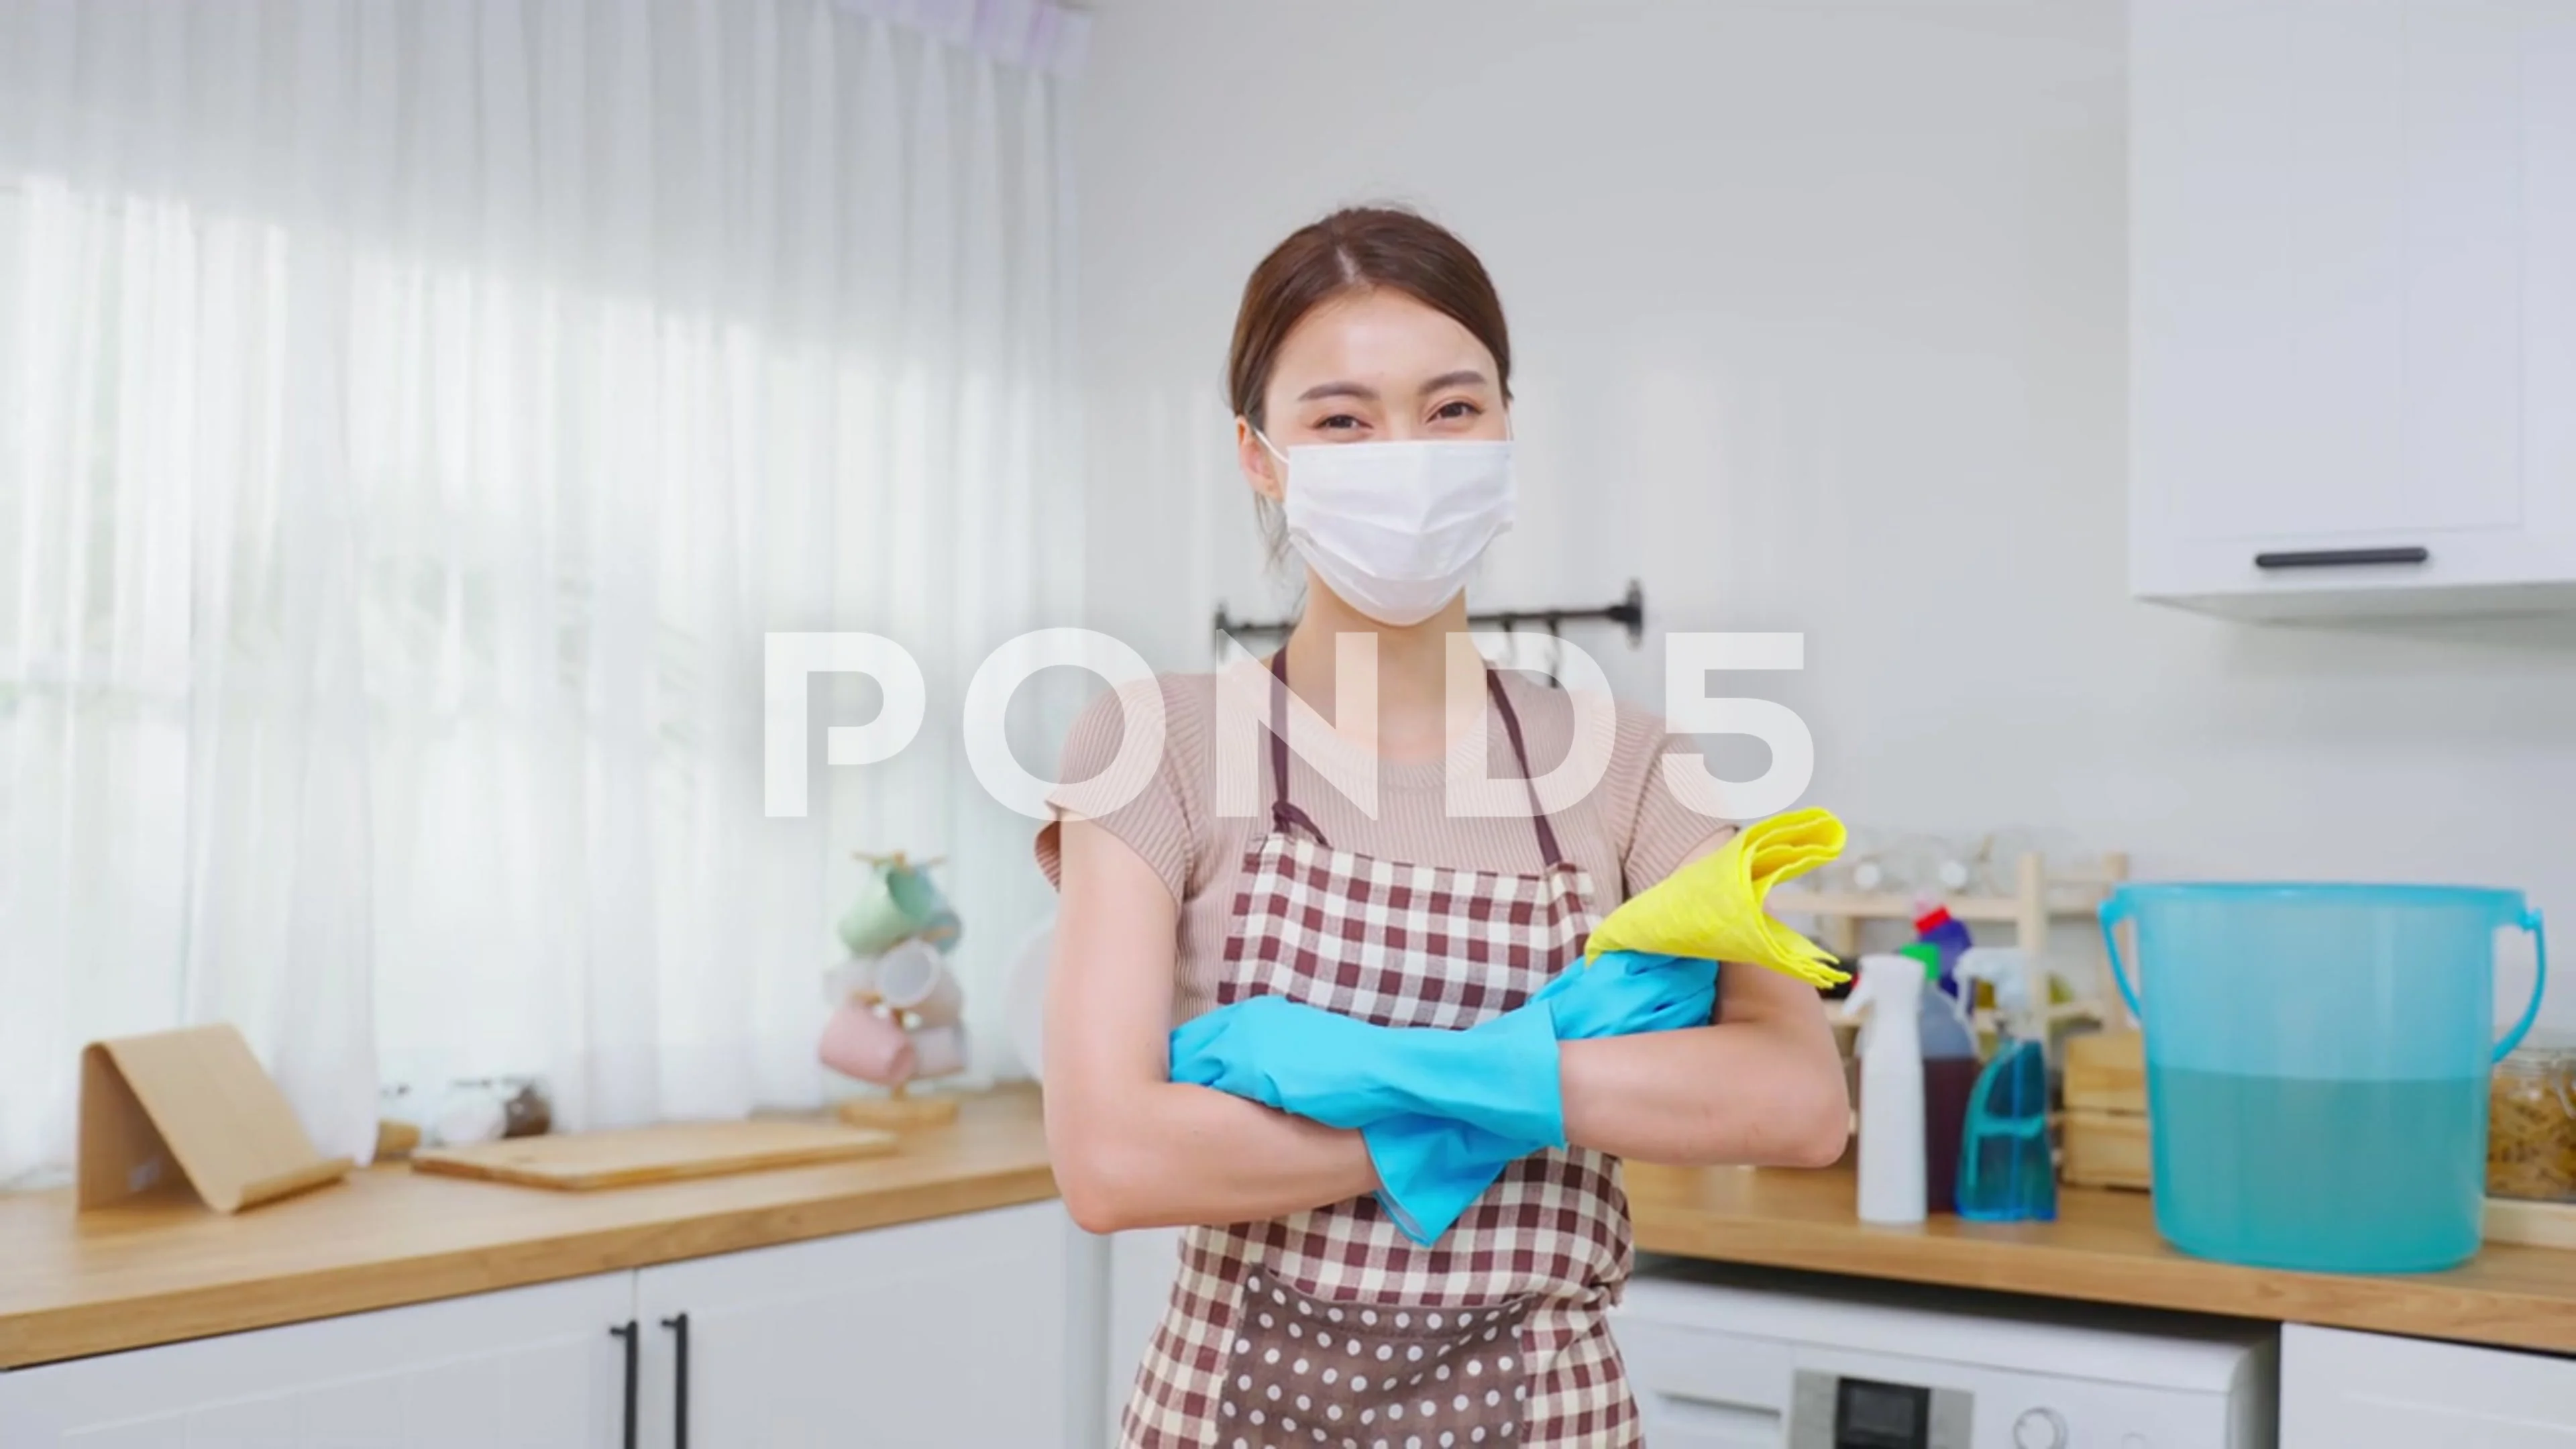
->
1237, 288, 1507, 502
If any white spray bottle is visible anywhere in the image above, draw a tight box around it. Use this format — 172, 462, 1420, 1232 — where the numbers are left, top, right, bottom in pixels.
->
1847, 952, 1928, 1225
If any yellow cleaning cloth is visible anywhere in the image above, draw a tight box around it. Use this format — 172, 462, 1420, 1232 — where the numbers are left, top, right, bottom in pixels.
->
1585, 806, 1851, 988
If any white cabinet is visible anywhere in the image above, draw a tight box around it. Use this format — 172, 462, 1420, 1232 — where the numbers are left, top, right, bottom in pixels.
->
2282, 1323, 2576, 1446
633, 1201, 1071, 1449
0, 1272, 635, 1448
1100, 1227, 1183, 1444
2131, 0, 2576, 616
0, 1203, 1092, 1449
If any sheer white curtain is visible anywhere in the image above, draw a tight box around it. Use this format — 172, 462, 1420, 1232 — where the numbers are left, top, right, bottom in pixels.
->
0, 0, 1086, 1185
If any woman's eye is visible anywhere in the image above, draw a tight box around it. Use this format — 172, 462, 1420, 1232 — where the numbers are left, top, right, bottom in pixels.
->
1432, 399, 1483, 421
1316, 414, 1366, 431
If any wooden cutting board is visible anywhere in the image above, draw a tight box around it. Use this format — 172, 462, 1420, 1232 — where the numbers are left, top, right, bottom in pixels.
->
411, 1121, 898, 1191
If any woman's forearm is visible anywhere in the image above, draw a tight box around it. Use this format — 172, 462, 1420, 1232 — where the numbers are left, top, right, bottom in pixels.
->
1045, 814, 1377, 1235
1048, 1080, 1379, 1234
1558, 1022, 1850, 1169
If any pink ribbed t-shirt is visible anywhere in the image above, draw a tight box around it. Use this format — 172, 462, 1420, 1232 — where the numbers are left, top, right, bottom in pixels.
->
1035, 665, 1725, 1026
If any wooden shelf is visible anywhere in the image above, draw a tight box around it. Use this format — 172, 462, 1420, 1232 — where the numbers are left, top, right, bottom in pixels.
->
1774, 890, 2132, 926
1774, 891, 2023, 924
1771, 851, 2133, 1012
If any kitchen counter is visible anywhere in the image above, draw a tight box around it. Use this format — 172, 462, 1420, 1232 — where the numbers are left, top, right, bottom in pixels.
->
0, 1087, 1053, 1369
1625, 1161, 2576, 1355
10, 1090, 2576, 1373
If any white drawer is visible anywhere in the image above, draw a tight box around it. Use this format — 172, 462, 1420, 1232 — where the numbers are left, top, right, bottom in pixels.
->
2282, 1324, 2576, 1448
1611, 1312, 1795, 1448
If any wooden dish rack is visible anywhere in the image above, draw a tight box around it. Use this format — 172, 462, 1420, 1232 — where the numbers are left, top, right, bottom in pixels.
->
1780, 850, 2134, 1035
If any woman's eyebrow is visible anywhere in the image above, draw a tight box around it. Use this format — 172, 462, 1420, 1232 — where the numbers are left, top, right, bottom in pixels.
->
1416, 369, 1488, 395
1295, 370, 1488, 404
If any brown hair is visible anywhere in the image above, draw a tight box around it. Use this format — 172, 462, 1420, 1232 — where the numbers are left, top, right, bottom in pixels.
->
1227, 207, 1513, 559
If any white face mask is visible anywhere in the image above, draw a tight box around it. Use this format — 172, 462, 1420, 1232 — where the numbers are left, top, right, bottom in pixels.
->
1260, 433, 1517, 626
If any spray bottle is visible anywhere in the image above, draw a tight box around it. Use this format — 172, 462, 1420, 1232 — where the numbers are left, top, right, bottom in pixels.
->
1846, 953, 1928, 1225
1952, 947, 2057, 1222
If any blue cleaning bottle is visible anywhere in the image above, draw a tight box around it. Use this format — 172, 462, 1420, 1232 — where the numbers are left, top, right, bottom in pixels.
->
1953, 948, 2057, 1222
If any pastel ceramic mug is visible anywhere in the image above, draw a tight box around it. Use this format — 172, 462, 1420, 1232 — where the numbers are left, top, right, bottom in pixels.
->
908, 1023, 968, 1079
821, 955, 877, 1005
837, 862, 960, 957
873, 938, 965, 1028
817, 1000, 916, 1086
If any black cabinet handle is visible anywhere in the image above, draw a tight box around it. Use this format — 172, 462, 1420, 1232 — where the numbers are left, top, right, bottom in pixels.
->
2254, 546, 2430, 570
661, 1313, 691, 1449
610, 1320, 639, 1449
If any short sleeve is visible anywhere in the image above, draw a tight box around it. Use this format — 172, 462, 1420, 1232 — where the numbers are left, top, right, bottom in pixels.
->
1034, 678, 1193, 906
1621, 727, 1733, 897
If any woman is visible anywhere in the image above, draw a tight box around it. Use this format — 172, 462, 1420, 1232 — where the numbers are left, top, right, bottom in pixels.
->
1038, 207, 1849, 1448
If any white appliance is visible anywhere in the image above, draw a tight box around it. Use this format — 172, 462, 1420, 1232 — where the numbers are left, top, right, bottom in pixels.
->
1613, 1262, 2275, 1449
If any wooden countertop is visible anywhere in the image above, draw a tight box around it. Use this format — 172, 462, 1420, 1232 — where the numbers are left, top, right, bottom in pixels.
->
9, 1090, 2576, 1372
1625, 1161, 2576, 1356
0, 1088, 1054, 1370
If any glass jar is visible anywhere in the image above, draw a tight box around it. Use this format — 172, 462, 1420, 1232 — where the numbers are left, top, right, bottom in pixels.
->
2487, 1041, 2576, 1202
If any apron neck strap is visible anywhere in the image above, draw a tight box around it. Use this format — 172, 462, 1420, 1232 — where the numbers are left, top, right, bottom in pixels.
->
1264, 649, 1332, 847
1485, 665, 1568, 870
1265, 647, 1567, 870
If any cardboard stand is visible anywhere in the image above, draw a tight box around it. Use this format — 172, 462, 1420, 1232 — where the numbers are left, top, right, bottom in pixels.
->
78, 1024, 354, 1214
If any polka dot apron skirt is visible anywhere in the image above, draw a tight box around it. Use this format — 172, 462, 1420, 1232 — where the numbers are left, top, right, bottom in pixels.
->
1120, 656, 1642, 1448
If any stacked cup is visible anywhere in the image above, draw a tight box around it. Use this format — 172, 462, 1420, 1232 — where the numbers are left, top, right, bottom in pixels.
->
818, 854, 967, 1090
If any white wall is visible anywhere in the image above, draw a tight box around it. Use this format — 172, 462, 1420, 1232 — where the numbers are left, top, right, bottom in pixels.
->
1071, 0, 2573, 1030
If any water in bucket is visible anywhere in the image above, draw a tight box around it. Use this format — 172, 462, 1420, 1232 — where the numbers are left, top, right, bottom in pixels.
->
2100, 883, 2547, 1273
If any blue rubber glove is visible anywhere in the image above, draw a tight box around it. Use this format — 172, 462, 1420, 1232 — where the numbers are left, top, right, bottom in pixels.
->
1362, 1112, 1521, 1241
1533, 949, 1719, 1040
1171, 950, 1722, 1243
1167, 994, 1566, 1148
1360, 951, 1721, 1240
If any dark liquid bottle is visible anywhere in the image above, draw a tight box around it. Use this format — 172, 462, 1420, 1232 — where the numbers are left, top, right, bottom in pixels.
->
1923, 1056, 1984, 1214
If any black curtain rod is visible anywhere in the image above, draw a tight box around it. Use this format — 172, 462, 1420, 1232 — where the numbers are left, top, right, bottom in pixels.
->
1211, 580, 1646, 648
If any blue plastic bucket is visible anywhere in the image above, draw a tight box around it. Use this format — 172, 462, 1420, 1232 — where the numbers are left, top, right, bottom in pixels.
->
2099, 883, 2546, 1273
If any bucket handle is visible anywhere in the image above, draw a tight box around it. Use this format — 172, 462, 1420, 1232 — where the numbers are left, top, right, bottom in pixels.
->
2498, 906, 2549, 1065
2098, 890, 2143, 1024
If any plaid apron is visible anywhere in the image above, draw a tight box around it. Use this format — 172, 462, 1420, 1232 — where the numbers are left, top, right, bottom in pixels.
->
1121, 656, 1640, 1448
